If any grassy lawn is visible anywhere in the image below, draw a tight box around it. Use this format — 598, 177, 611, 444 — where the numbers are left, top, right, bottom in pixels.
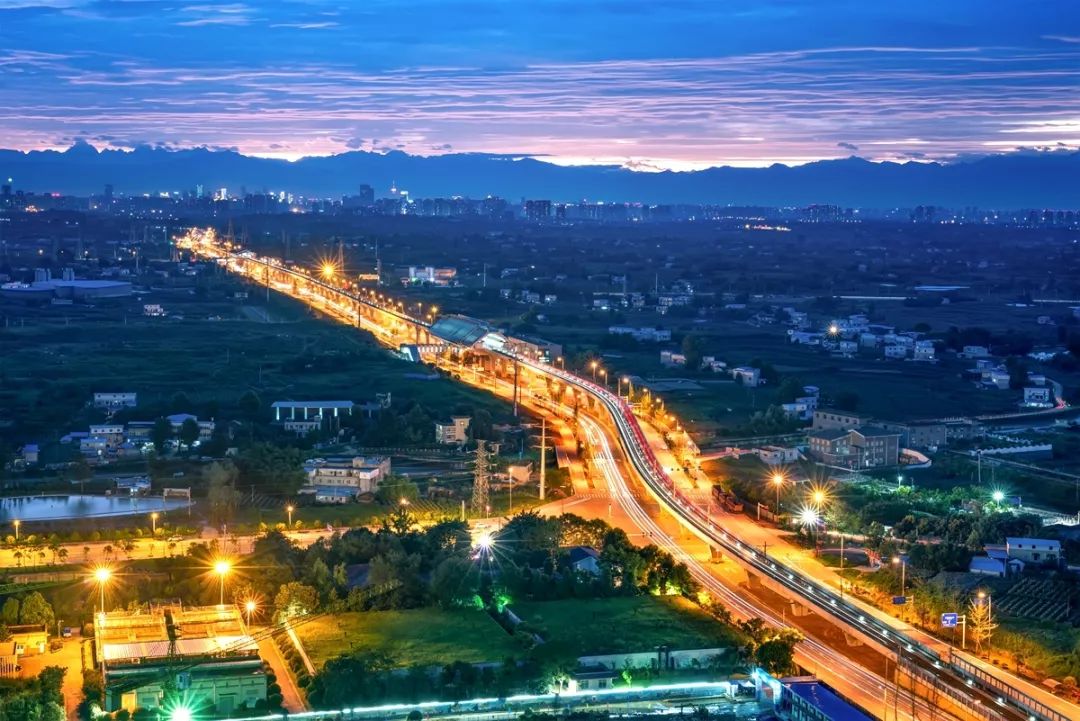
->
511, 595, 742, 662
296, 608, 519, 670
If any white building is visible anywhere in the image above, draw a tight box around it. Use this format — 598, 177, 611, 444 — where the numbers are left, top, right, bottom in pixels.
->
756, 445, 801, 465
962, 345, 991, 358
609, 326, 671, 342
93, 392, 137, 410
435, 416, 471, 444
1022, 387, 1053, 408
913, 342, 936, 361
303, 456, 390, 500
731, 367, 762, 386
884, 345, 908, 359
660, 350, 687, 367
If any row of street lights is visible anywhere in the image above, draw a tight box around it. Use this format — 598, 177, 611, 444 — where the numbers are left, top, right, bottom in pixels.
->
91, 558, 258, 617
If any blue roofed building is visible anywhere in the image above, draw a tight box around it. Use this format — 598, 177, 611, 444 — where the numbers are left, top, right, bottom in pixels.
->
778, 677, 875, 721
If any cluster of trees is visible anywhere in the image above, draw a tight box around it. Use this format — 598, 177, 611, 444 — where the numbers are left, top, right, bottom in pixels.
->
232, 511, 703, 622
0, 666, 65, 721
307, 651, 569, 709
0, 591, 56, 629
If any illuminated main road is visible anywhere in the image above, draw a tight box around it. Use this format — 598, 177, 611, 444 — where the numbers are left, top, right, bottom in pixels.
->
177, 229, 1070, 721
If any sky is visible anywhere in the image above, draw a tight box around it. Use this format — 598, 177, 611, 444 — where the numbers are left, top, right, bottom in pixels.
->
1, 0, 1078, 170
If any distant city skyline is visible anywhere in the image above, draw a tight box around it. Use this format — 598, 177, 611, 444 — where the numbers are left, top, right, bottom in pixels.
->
1, 1, 1078, 170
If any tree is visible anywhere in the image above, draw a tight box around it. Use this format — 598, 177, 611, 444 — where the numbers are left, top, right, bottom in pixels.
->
206, 461, 243, 526
150, 417, 173, 454
682, 333, 706, 370
238, 390, 263, 419
18, 592, 55, 627
1, 598, 19, 625
274, 582, 319, 620
834, 391, 860, 411
238, 444, 306, 495
179, 417, 201, 449
968, 596, 997, 655
775, 376, 805, 404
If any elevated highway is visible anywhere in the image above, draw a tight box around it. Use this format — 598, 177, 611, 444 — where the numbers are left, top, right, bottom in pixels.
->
177, 229, 1071, 721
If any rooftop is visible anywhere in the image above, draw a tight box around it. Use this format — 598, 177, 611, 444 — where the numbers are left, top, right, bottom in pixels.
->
783, 679, 875, 721
429, 314, 496, 347
271, 400, 355, 409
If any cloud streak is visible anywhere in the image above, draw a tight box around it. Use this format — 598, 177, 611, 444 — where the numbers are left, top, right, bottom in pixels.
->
0, 1, 1078, 168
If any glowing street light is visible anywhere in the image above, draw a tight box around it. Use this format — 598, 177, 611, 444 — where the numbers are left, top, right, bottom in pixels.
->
798, 507, 819, 528
244, 599, 257, 626
92, 566, 112, 614
590, 360, 599, 381
892, 555, 907, 597
828, 323, 839, 335
169, 704, 194, 721
12, 519, 19, 541
151, 512, 159, 535
770, 472, 785, 514
321, 262, 336, 280
286, 504, 294, 527
213, 559, 231, 606
991, 489, 1005, 503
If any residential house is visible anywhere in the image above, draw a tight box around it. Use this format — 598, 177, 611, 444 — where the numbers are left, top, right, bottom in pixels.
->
884, 344, 908, 359
1005, 538, 1061, 566
913, 340, 936, 361
809, 426, 900, 468
302, 456, 391, 501
731, 367, 762, 386
1022, 387, 1053, 408
757, 446, 801, 465
811, 410, 871, 431
20, 444, 39, 465
435, 416, 471, 444
962, 345, 991, 358
660, 350, 687, 367
877, 421, 948, 449
93, 392, 137, 410
567, 546, 601, 576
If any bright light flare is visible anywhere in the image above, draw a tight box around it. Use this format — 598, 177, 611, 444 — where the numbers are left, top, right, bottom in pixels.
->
991, 489, 1005, 503
93, 567, 112, 584
321, 262, 336, 279
475, 533, 493, 551
213, 560, 231, 576
798, 507, 820, 528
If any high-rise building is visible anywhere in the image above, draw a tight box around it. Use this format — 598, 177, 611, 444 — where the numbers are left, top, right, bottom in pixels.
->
524, 199, 552, 221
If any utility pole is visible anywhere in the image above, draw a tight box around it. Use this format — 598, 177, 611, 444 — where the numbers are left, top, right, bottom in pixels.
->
539, 417, 547, 501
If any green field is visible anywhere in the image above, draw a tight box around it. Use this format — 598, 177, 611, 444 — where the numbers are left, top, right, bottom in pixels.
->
512, 595, 741, 662
296, 608, 517, 670
0, 280, 513, 455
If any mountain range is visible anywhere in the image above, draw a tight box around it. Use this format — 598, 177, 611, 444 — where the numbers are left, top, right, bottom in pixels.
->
2, 142, 1078, 208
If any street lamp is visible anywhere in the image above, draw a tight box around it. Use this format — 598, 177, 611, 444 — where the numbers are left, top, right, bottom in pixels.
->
892, 556, 907, 597
214, 559, 231, 606
590, 360, 598, 381
556, 357, 564, 370
151, 512, 159, 535
810, 488, 828, 509
286, 504, 294, 527
771, 473, 785, 514
244, 599, 257, 627
93, 567, 112, 615
13, 519, 19, 542
991, 489, 1005, 503
599, 368, 607, 388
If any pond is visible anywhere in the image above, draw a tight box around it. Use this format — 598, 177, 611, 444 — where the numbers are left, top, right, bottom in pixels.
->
0, 494, 193, 522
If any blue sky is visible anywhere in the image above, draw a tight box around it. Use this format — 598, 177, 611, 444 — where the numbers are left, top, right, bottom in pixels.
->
1, 0, 1078, 168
